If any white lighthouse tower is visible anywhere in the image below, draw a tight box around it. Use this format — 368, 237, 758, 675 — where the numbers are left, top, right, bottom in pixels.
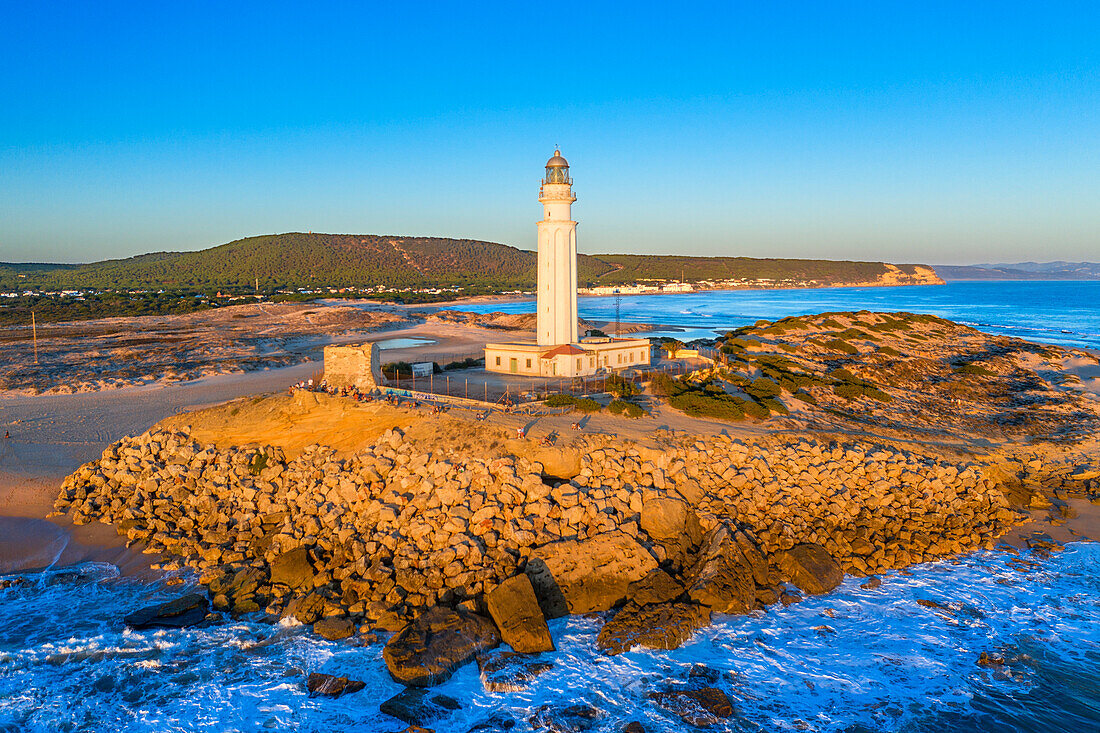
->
536, 149, 579, 346
483, 150, 651, 378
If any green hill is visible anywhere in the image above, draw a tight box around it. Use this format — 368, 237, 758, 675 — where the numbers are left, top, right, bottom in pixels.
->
0, 234, 613, 292
1, 232, 939, 293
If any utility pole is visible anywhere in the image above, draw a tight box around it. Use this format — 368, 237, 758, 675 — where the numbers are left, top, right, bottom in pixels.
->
614, 288, 621, 338
31, 311, 39, 364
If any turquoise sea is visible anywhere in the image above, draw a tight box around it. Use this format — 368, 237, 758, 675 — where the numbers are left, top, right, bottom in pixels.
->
458, 281, 1100, 350
1, 280, 1098, 732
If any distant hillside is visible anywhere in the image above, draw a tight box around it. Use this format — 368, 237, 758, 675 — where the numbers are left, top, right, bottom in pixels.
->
592, 254, 940, 287
936, 262, 1100, 281
1, 232, 941, 292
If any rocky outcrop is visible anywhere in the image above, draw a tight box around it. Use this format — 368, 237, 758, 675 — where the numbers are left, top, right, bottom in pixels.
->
477, 651, 554, 692
313, 616, 354, 640
379, 688, 461, 727
649, 687, 734, 727
383, 606, 500, 687
529, 704, 603, 732
124, 594, 209, 630
268, 547, 314, 591
777, 543, 844, 595
684, 525, 757, 614
485, 574, 554, 653
596, 602, 711, 655
526, 531, 658, 617
306, 672, 365, 698
55, 422, 1026, 646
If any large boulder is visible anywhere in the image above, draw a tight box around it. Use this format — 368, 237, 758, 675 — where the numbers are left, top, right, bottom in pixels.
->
313, 616, 354, 640
124, 593, 209, 630
306, 672, 365, 698
596, 602, 711, 655
626, 568, 685, 606
777, 543, 843, 595
526, 531, 659, 617
477, 651, 554, 692
269, 547, 314, 590
379, 688, 461, 727
485, 574, 555, 653
639, 493, 704, 569
283, 590, 326, 624
383, 606, 501, 687
683, 525, 756, 614
648, 687, 734, 727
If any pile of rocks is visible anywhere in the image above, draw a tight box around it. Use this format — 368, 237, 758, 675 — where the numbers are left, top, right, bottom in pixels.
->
54, 424, 1027, 682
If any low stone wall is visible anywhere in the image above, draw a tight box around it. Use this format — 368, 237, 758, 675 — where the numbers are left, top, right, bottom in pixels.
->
54, 425, 1024, 635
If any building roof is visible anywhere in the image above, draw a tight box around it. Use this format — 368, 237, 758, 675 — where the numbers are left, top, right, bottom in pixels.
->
540, 343, 586, 359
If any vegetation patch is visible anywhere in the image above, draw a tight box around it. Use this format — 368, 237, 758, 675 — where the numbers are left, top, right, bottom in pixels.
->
954, 362, 996, 377
605, 373, 640, 399
443, 357, 483, 370
823, 339, 858, 355
834, 383, 893, 402
668, 391, 745, 420
382, 361, 414, 379
607, 399, 646, 418
761, 397, 789, 415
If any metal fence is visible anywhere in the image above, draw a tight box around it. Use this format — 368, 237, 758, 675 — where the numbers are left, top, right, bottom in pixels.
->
384, 358, 704, 404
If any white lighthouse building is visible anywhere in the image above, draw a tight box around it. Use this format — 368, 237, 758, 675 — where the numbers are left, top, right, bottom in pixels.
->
485, 150, 651, 378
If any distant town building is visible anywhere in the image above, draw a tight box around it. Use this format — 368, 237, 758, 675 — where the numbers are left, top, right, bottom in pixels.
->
485, 150, 650, 377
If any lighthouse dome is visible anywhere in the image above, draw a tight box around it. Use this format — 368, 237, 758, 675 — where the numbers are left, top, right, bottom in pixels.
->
545, 149, 569, 168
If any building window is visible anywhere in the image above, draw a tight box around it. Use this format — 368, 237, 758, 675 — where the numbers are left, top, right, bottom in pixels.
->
526, 358, 532, 368
495, 356, 501, 366
576, 358, 581, 369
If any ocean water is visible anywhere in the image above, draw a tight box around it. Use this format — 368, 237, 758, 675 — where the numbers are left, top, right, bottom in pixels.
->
0, 546, 1097, 732
456, 281, 1100, 350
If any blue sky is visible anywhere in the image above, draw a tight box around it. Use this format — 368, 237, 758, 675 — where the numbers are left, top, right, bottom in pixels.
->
1, 1, 1098, 264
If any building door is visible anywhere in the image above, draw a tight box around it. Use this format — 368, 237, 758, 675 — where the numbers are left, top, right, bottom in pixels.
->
509, 358, 518, 373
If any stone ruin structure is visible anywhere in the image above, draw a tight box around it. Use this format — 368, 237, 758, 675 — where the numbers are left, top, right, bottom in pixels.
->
322, 343, 385, 391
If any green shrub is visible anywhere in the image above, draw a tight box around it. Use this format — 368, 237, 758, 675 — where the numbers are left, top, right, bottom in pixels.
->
648, 372, 687, 397
819, 318, 844, 329
381, 361, 413, 378
834, 383, 893, 402
833, 383, 864, 401
741, 400, 770, 419
791, 390, 817, 405
761, 397, 789, 415
745, 377, 781, 400
668, 392, 745, 420
823, 339, 858, 354
573, 397, 603, 413
249, 451, 269, 475
605, 374, 639, 398
544, 394, 577, 407
954, 363, 995, 377
608, 399, 646, 418
828, 368, 858, 382
876, 346, 902, 357
833, 328, 878, 341
444, 357, 483, 370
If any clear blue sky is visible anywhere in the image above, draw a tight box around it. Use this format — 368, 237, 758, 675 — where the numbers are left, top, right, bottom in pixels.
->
2, 1, 1097, 265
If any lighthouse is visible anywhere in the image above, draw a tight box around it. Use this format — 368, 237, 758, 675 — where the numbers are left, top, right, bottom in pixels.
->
536, 149, 579, 346
483, 150, 651, 378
